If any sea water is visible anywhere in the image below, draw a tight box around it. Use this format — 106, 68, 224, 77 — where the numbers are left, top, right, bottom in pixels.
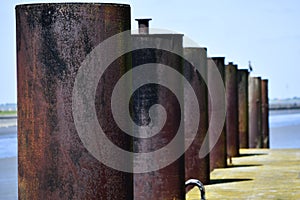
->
270, 109, 300, 148
0, 125, 17, 159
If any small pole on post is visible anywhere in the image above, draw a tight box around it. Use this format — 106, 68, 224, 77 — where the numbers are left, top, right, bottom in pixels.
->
135, 18, 152, 34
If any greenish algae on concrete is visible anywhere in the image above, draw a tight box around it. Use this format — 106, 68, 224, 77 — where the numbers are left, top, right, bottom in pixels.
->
186, 149, 300, 200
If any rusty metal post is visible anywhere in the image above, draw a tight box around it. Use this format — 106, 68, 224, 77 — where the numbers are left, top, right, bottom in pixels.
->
135, 18, 152, 34
225, 62, 239, 157
261, 79, 270, 148
16, 3, 132, 199
132, 32, 185, 199
238, 69, 249, 148
248, 77, 263, 148
184, 48, 209, 185
208, 57, 227, 171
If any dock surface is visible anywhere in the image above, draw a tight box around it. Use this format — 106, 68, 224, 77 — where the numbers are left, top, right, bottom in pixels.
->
186, 148, 300, 200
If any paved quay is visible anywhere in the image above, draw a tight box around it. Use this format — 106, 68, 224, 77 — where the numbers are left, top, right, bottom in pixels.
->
186, 148, 300, 200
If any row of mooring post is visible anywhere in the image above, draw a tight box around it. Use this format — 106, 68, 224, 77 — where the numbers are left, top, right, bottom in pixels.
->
248, 77, 270, 149
16, 3, 269, 199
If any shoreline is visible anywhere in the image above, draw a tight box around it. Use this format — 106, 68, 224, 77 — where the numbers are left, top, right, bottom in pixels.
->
0, 115, 17, 119
270, 106, 300, 111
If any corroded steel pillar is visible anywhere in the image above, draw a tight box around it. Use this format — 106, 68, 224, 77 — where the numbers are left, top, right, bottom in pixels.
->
248, 77, 263, 148
225, 62, 239, 157
261, 79, 270, 148
132, 33, 185, 200
208, 57, 227, 171
238, 69, 249, 148
17, 4, 132, 199
184, 48, 209, 184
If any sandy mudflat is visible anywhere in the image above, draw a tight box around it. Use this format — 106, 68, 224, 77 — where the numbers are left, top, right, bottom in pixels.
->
0, 156, 17, 200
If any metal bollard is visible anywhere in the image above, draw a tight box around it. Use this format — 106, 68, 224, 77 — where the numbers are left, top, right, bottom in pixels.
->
237, 69, 249, 148
16, 3, 132, 199
184, 48, 209, 185
132, 19, 185, 200
185, 179, 206, 200
225, 62, 239, 157
261, 79, 270, 148
248, 77, 263, 148
208, 57, 227, 171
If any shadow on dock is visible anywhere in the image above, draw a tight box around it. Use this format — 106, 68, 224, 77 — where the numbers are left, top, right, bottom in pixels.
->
239, 153, 268, 157
227, 164, 263, 168
208, 178, 253, 185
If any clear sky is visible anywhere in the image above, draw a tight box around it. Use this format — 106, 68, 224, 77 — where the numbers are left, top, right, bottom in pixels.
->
1, 0, 300, 103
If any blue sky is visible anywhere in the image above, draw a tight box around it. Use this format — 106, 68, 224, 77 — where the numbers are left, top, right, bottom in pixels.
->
1, 0, 300, 103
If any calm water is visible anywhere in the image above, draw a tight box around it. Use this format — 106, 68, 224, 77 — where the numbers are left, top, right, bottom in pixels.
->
270, 109, 300, 128
270, 109, 300, 148
0, 119, 17, 200
0, 122, 17, 159
0, 127, 17, 159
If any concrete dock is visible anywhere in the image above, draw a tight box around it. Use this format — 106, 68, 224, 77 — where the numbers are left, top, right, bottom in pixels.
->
186, 148, 300, 200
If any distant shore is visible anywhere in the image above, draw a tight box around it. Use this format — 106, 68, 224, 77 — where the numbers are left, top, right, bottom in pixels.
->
270, 106, 300, 110
270, 98, 300, 110
0, 110, 17, 117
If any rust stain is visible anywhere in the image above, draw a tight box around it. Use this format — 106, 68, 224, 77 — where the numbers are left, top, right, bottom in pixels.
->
17, 3, 132, 199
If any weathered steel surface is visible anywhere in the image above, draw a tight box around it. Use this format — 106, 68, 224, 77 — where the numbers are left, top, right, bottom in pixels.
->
132, 34, 185, 200
225, 63, 239, 157
248, 77, 263, 148
184, 48, 209, 185
261, 79, 270, 148
208, 57, 227, 171
238, 69, 249, 148
17, 3, 132, 199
